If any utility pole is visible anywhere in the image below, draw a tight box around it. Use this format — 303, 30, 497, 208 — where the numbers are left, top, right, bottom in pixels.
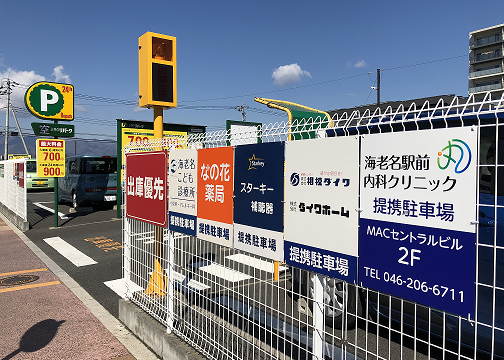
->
11, 106, 29, 156
236, 104, 248, 121
1, 79, 11, 160
377, 69, 381, 107
0, 78, 19, 160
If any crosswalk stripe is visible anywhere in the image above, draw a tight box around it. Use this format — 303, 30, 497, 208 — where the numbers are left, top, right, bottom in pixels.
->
225, 254, 287, 274
34, 202, 68, 219
43, 237, 97, 267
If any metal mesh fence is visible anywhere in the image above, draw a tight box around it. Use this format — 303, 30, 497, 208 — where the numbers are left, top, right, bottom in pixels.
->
0, 159, 27, 222
123, 94, 504, 360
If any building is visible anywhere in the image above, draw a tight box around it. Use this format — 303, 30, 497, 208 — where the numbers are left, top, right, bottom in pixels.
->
469, 23, 504, 101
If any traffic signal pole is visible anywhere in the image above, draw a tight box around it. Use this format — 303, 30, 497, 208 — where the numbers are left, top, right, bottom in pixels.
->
145, 106, 166, 297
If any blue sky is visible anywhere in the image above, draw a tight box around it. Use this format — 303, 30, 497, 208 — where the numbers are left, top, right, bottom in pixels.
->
1, 0, 503, 141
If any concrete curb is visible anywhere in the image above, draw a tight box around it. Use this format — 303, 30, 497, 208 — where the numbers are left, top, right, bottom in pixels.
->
0, 212, 159, 360
119, 299, 206, 360
0, 202, 29, 231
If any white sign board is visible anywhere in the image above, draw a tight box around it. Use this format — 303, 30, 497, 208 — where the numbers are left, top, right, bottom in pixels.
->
284, 137, 359, 282
359, 127, 477, 317
360, 127, 477, 232
169, 149, 198, 236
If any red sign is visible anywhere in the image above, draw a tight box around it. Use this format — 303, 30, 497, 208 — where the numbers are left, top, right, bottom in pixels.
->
125, 151, 168, 227
18, 163, 24, 188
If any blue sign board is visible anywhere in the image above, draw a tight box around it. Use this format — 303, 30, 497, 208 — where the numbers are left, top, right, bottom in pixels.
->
285, 240, 358, 283
359, 218, 475, 317
233, 141, 284, 259
169, 211, 197, 236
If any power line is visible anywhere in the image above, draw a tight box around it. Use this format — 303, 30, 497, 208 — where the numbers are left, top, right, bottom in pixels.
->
382, 54, 466, 72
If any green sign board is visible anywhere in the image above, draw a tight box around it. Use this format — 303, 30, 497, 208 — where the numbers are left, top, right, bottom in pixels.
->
31, 122, 75, 137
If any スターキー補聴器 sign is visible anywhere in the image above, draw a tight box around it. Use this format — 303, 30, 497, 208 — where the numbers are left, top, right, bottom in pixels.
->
233, 142, 284, 260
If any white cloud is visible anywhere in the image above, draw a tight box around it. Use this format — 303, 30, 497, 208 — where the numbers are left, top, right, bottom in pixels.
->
0, 68, 46, 112
271, 63, 311, 86
348, 60, 367, 68
52, 65, 71, 83
133, 106, 147, 112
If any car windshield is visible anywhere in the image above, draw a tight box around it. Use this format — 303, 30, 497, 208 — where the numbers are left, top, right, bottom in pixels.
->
81, 157, 117, 174
26, 161, 37, 173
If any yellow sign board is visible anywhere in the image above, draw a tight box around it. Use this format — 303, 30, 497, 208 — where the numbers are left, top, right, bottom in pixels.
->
122, 128, 187, 150
36, 139, 66, 177
25, 82, 74, 121
8, 154, 31, 160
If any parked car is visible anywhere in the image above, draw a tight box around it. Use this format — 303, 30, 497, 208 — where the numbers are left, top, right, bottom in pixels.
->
58, 155, 117, 208
25, 159, 55, 190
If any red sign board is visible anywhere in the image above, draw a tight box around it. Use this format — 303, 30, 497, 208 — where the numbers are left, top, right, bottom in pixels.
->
125, 151, 168, 227
18, 163, 24, 188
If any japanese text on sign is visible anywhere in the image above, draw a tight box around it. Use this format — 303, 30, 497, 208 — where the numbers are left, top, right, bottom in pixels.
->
125, 151, 168, 227
36, 139, 65, 177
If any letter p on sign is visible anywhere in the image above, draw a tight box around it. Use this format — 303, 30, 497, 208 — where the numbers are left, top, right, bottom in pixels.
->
40, 89, 59, 111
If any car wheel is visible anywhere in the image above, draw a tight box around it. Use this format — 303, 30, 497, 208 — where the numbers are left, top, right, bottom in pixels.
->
292, 268, 357, 329
72, 191, 79, 209
306, 276, 357, 329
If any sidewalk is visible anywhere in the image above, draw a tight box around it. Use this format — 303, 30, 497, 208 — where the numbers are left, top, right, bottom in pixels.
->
0, 213, 157, 360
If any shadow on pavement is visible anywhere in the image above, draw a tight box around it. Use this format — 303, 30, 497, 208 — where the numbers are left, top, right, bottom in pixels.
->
1, 319, 65, 360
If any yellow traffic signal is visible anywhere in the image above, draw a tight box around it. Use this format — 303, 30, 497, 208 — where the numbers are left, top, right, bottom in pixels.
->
139, 32, 177, 108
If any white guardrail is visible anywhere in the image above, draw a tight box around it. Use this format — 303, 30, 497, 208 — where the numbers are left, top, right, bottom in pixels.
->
0, 159, 27, 225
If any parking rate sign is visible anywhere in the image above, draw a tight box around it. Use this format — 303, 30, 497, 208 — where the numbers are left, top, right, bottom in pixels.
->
359, 127, 477, 317
233, 142, 284, 260
36, 139, 65, 177
284, 137, 359, 283
125, 151, 168, 227
169, 149, 198, 236
197, 147, 234, 247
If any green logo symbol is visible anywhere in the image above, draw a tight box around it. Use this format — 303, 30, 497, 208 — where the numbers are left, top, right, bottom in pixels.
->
29, 84, 64, 116
437, 139, 472, 174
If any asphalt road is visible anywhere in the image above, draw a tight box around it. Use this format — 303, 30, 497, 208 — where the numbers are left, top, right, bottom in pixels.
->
25, 190, 123, 318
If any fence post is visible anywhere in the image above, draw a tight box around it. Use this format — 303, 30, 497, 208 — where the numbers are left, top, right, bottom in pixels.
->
123, 216, 131, 298
166, 230, 174, 333
313, 273, 324, 360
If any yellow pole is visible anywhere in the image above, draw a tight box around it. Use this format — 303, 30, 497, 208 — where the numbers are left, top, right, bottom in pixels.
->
274, 260, 279, 281
145, 106, 167, 297
153, 107, 163, 140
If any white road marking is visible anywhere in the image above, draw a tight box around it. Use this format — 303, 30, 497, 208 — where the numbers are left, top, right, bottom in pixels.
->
43, 236, 97, 267
198, 263, 252, 283
34, 202, 68, 219
104, 278, 143, 298
225, 254, 287, 274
